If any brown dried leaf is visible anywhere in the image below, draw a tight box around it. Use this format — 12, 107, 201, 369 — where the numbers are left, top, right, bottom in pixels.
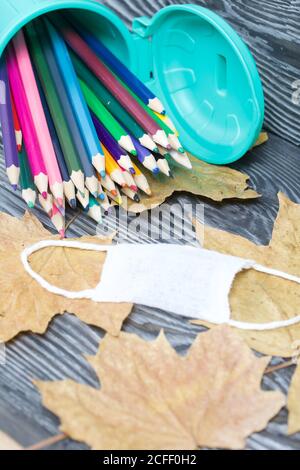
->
35, 325, 284, 450
0, 211, 132, 342
193, 192, 300, 358
124, 154, 259, 213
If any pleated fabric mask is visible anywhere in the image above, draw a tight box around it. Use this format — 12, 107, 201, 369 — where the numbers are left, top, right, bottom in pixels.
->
21, 240, 300, 331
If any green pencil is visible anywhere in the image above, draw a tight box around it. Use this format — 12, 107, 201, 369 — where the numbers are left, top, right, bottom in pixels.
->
19, 147, 36, 208
25, 22, 85, 194
79, 79, 136, 156
71, 53, 158, 153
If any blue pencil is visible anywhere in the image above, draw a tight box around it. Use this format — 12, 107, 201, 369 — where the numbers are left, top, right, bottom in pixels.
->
68, 16, 165, 115
127, 133, 159, 175
43, 18, 106, 177
92, 114, 135, 175
39, 19, 102, 199
37, 77, 76, 209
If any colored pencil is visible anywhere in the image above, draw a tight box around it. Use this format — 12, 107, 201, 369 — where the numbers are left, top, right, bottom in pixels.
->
102, 146, 126, 187
153, 152, 172, 177
97, 172, 117, 197
121, 187, 140, 203
39, 192, 53, 217
37, 77, 76, 209
0, 58, 20, 189
12, 30, 64, 206
70, 19, 165, 114
6, 45, 48, 197
19, 147, 36, 208
87, 195, 102, 224
169, 149, 192, 170
77, 188, 89, 210
50, 15, 170, 148
129, 133, 159, 174
119, 167, 138, 192
92, 114, 135, 174
50, 202, 65, 238
11, 92, 22, 152
154, 112, 178, 134
131, 162, 152, 196
36, 21, 99, 198
120, 77, 184, 153
71, 52, 158, 152
99, 192, 111, 214
26, 22, 85, 195
105, 187, 123, 206
44, 18, 105, 177
79, 79, 136, 155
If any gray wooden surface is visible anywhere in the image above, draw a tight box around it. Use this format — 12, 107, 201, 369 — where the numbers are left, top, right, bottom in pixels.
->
0, 0, 300, 452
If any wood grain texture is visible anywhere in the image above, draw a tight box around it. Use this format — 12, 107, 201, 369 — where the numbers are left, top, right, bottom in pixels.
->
101, 0, 300, 145
1, 131, 300, 450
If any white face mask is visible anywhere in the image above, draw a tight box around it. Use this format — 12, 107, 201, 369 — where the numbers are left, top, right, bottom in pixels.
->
21, 240, 300, 331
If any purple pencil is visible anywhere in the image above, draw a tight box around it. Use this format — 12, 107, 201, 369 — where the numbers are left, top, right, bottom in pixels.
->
92, 114, 135, 174
129, 133, 159, 174
0, 58, 20, 189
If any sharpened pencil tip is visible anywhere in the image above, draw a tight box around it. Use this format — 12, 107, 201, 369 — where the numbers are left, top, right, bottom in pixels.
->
166, 144, 172, 150
12, 184, 18, 191
161, 110, 166, 115
100, 171, 106, 178
153, 168, 160, 175
99, 193, 105, 201
57, 198, 64, 208
154, 147, 159, 153
42, 192, 48, 200
178, 147, 185, 154
131, 185, 138, 192
27, 202, 35, 209
133, 194, 140, 203
59, 229, 65, 239
69, 199, 77, 209
129, 167, 136, 175
17, 145, 22, 153
131, 150, 137, 156
110, 190, 118, 197
169, 171, 175, 179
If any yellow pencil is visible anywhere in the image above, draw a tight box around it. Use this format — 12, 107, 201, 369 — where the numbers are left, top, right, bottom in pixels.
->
103, 146, 126, 187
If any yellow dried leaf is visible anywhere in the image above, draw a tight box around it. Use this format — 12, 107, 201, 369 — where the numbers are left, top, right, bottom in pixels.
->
193, 192, 300, 358
0, 212, 132, 342
35, 325, 284, 450
124, 154, 259, 213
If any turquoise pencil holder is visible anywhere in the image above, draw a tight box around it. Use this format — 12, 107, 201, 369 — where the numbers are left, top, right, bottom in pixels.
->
0, 0, 265, 164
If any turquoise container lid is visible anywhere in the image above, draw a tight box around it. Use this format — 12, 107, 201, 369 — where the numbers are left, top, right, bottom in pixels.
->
0, 0, 264, 164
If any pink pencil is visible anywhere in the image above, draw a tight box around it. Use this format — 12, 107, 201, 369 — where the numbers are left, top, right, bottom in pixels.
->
6, 45, 48, 198
12, 30, 64, 207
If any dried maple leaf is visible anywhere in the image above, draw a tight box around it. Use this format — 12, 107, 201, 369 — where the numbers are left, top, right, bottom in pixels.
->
35, 325, 284, 450
124, 154, 259, 213
0, 211, 132, 342
192, 192, 300, 359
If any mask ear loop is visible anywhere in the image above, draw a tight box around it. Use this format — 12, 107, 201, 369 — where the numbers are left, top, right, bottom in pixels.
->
228, 263, 300, 331
21, 240, 110, 300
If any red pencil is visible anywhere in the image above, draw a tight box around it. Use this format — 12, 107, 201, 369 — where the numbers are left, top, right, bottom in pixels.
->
10, 92, 22, 152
